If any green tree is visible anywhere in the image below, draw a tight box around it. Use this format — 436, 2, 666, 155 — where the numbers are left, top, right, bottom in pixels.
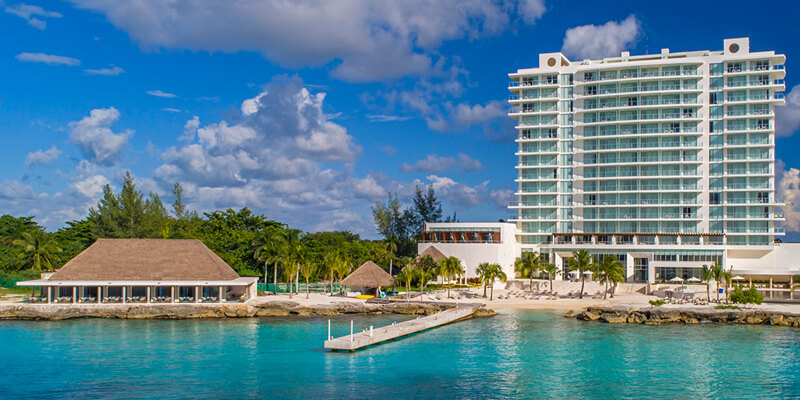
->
395, 266, 415, 301
485, 263, 507, 301
414, 267, 433, 297
477, 262, 491, 298
568, 250, 595, 299
14, 230, 62, 271
540, 261, 558, 294
199, 208, 280, 275
299, 248, 317, 299
251, 225, 286, 294
596, 256, 624, 299
412, 184, 442, 233
514, 251, 539, 290
385, 238, 398, 274
722, 268, 732, 303
371, 192, 417, 240
438, 256, 463, 298
711, 263, 724, 302
88, 172, 170, 239
701, 264, 713, 301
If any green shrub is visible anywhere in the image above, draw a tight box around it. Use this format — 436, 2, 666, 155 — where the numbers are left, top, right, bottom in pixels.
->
729, 285, 764, 304
649, 299, 665, 307
715, 305, 740, 310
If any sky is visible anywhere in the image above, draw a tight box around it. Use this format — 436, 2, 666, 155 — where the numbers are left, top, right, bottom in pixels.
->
2, 0, 800, 240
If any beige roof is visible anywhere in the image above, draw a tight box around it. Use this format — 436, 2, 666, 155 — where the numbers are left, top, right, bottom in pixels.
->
419, 246, 447, 262
49, 239, 241, 281
341, 261, 393, 288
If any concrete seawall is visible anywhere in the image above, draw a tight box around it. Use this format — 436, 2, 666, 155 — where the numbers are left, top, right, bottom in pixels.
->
573, 306, 800, 327
0, 299, 496, 321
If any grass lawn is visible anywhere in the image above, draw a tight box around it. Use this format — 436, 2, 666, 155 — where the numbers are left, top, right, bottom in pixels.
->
0, 287, 30, 300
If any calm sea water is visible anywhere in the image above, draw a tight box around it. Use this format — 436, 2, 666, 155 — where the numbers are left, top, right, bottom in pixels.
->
1, 311, 799, 399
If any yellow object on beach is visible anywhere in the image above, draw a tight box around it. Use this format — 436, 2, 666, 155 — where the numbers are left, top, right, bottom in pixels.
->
355, 294, 375, 299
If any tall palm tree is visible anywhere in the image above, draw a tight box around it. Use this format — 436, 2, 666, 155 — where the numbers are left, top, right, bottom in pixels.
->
477, 262, 491, 298
14, 230, 62, 271
597, 256, 624, 299
414, 268, 433, 297
385, 238, 398, 275
700, 264, 713, 301
299, 249, 317, 299
711, 263, 723, 302
486, 263, 507, 301
568, 250, 594, 299
395, 266, 415, 301
438, 256, 463, 298
252, 226, 284, 294
722, 268, 732, 303
541, 261, 558, 294
514, 251, 539, 290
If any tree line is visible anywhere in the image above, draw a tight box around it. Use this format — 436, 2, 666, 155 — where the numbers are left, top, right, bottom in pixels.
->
0, 173, 459, 296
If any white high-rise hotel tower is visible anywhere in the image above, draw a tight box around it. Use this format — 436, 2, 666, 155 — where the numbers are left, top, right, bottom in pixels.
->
420, 38, 800, 291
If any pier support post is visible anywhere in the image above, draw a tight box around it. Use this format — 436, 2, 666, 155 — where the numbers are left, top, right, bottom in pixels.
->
350, 320, 354, 342
328, 319, 331, 340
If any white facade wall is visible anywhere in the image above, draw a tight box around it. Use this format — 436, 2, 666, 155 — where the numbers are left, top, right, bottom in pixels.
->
418, 222, 519, 279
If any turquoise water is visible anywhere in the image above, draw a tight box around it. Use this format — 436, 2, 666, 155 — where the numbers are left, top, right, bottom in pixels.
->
1, 311, 799, 399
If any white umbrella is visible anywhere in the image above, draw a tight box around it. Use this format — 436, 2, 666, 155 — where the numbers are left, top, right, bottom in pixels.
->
687, 277, 701, 283
669, 277, 684, 283
731, 276, 745, 281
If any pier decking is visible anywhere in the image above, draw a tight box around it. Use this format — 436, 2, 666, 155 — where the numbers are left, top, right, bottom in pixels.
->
324, 304, 481, 351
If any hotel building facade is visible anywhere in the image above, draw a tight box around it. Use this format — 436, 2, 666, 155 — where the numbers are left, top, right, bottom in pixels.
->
419, 38, 799, 296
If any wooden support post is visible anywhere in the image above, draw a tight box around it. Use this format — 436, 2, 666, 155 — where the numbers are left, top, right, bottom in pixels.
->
98, 286, 102, 304
122, 286, 127, 304
171, 286, 175, 303
195, 286, 200, 303
219, 286, 223, 303
72, 286, 76, 304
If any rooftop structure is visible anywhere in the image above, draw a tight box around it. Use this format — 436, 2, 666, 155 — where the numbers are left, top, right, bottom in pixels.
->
18, 239, 257, 304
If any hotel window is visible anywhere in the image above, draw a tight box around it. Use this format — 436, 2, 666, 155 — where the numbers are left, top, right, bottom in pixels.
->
710, 63, 723, 76
709, 92, 721, 104
583, 72, 594, 81
752, 60, 769, 71
757, 192, 769, 204
727, 62, 743, 73
586, 85, 597, 95
710, 192, 721, 205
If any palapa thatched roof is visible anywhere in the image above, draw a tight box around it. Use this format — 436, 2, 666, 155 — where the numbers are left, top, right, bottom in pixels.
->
418, 245, 447, 262
49, 239, 240, 281
341, 261, 393, 288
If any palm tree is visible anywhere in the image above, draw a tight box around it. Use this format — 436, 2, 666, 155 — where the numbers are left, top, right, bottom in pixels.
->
385, 238, 398, 275
711, 263, 723, 303
395, 266, 415, 301
477, 262, 491, 298
486, 263, 507, 301
514, 251, 539, 290
251, 226, 284, 294
597, 256, 624, 299
299, 250, 317, 299
722, 268, 732, 303
414, 268, 433, 297
14, 230, 62, 271
438, 256, 463, 298
540, 262, 558, 294
568, 250, 594, 299
700, 264, 713, 301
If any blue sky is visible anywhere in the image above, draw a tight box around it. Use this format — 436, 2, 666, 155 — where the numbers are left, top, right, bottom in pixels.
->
2, 0, 800, 239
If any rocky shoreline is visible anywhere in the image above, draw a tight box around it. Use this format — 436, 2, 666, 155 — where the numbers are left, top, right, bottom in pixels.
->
0, 300, 495, 320
572, 306, 800, 327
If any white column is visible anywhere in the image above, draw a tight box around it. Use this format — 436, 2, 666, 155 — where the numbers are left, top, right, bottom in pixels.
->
769, 276, 773, 299
219, 286, 223, 303
147, 287, 151, 304
97, 286, 102, 304
171, 286, 175, 303
195, 286, 200, 303
122, 286, 127, 304
47, 286, 51, 304
791, 276, 794, 300
72, 287, 76, 304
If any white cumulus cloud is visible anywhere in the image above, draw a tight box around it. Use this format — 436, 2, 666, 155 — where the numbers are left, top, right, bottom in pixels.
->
146, 90, 177, 98
25, 146, 62, 167
561, 15, 640, 60
776, 84, 800, 137
68, 107, 133, 166
84, 66, 125, 76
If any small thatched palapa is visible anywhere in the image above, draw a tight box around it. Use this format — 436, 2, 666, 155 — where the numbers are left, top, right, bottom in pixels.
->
418, 245, 447, 262
341, 261, 393, 288
50, 238, 240, 281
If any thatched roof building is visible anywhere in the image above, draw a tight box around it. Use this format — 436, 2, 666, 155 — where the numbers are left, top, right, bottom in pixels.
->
17, 239, 257, 305
418, 245, 447, 262
341, 261, 394, 289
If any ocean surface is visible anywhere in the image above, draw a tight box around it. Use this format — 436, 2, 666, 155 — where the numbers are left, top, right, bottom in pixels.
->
1, 310, 799, 399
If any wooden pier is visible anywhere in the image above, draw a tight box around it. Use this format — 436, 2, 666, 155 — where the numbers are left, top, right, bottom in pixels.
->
324, 304, 481, 352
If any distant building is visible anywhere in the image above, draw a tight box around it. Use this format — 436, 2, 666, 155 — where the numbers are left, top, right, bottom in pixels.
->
17, 239, 257, 304
419, 38, 799, 300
